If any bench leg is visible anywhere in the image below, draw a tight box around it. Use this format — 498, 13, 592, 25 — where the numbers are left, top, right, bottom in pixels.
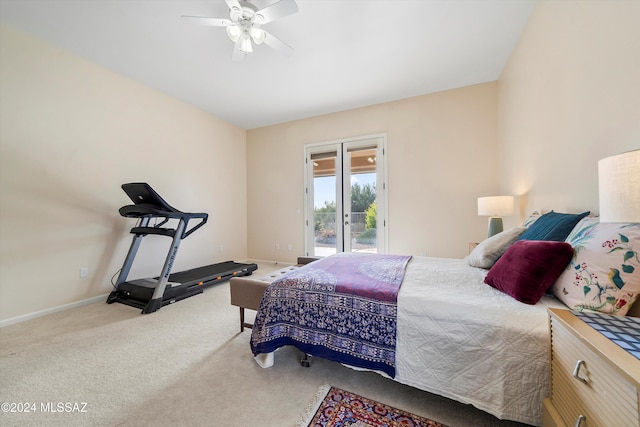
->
239, 307, 254, 332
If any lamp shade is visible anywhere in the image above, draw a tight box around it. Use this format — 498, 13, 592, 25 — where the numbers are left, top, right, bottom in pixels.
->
598, 149, 640, 223
477, 196, 514, 217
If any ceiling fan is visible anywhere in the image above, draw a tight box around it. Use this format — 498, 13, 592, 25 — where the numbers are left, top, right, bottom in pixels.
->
183, 0, 299, 61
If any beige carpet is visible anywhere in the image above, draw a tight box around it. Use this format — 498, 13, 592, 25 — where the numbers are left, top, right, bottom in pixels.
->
0, 261, 529, 427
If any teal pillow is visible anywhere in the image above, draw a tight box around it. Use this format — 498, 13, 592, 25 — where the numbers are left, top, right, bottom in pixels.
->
518, 211, 590, 242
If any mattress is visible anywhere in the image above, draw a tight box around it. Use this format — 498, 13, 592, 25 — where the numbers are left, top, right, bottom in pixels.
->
395, 256, 566, 426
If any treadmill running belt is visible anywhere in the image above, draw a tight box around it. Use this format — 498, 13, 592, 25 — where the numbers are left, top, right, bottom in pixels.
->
169, 261, 257, 286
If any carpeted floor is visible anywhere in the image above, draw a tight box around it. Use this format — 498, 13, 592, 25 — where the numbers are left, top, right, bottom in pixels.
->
0, 261, 530, 427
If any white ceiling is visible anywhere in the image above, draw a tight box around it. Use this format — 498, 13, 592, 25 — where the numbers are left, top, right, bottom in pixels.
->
0, 0, 536, 130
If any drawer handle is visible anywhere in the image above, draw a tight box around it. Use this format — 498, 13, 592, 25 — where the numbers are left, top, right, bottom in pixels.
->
574, 415, 586, 427
572, 360, 589, 384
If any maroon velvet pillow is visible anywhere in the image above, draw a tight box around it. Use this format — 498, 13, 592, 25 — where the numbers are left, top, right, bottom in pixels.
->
484, 240, 574, 305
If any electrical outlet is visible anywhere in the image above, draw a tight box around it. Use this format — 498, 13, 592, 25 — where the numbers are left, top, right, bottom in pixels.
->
219, 244, 224, 253
80, 267, 89, 278
287, 244, 292, 251
275, 242, 280, 250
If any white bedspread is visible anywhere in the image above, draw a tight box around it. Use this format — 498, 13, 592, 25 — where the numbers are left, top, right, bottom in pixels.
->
395, 256, 566, 426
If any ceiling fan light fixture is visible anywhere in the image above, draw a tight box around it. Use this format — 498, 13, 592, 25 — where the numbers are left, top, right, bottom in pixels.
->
249, 28, 266, 45
239, 32, 253, 53
226, 24, 242, 42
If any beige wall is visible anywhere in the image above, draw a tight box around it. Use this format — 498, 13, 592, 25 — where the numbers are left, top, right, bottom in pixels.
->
247, 83, 499, 262
0, 26, 247, 322
499, 0, 640, 227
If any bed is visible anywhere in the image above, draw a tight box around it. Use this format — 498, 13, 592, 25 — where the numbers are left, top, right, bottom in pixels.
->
395, 256, 565, 425
249, 214, 640, 426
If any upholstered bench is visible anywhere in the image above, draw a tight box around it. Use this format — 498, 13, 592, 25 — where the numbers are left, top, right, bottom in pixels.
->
229, 257, 318, 332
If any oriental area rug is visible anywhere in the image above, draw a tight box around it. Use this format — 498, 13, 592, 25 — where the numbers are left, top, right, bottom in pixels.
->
297, 385, 449, 427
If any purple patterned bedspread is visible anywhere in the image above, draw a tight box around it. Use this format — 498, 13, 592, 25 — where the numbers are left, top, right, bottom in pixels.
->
250, 253, 412, 377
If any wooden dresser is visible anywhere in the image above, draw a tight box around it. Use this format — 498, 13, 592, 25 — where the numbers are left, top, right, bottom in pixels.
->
543, 308, 640, 427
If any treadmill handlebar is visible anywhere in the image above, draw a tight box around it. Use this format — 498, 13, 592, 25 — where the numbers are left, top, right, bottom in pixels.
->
182, 214, 208, 239
118, 183, 208, 239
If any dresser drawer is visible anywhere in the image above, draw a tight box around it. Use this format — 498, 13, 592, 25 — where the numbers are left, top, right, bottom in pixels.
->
543, 397, 567, 427
551, 317, 639, 427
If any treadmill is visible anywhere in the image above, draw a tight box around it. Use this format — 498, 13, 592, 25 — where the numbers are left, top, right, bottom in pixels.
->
107, 183, 257, 314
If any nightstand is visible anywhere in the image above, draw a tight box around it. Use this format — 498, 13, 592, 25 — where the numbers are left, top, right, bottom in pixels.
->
543, 308, 640, 427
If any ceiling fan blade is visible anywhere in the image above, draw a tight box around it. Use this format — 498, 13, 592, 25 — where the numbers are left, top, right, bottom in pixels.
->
232, 37, 246, 61
256, 0, 298, 24
182, 16, 231, 27
263, 31, 294, 56
225, 0, 242, 12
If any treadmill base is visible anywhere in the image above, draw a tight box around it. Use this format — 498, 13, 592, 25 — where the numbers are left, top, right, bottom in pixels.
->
108, 261, 257, 314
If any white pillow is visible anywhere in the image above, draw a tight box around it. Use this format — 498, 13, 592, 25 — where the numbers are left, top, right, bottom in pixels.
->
522, 210, 541, 227
467, 227, 527, 269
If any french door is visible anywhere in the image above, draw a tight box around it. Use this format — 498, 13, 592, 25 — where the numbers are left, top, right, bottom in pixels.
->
304, 135, 387, 257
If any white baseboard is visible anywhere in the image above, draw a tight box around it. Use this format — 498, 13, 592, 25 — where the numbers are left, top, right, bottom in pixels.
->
0, 294, 109, 328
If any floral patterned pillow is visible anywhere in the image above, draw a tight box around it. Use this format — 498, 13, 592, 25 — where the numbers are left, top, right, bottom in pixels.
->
552, 217, 640, 315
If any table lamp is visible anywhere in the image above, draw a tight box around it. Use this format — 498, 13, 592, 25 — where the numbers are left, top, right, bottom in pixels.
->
598, 149, 640, 223
478, 196, 514, 237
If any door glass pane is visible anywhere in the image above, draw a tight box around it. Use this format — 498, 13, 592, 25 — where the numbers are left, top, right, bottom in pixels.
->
348, 148, 377, 253
312, 154, 338, 257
